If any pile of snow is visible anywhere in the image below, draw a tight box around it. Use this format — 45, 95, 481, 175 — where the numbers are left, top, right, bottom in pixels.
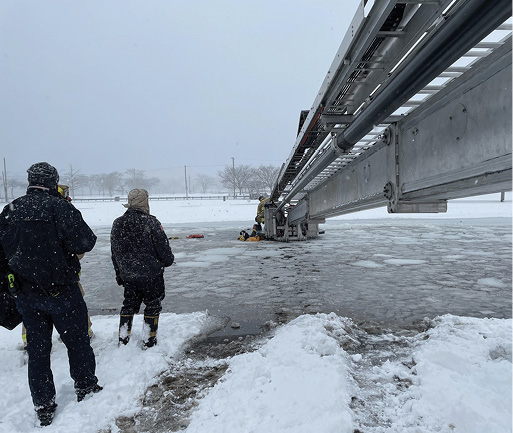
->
0, 313, 510, 432
364, 315, 512, 433
0, 312, 224, 432
186, 314, 355, 433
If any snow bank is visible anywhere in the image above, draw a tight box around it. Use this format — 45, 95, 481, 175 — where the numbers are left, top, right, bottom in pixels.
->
360, 315, 512, 433
0, 313, 511, 432
186, 314, 355, 433
393, 315, 512, 433
0, 311, 226, 432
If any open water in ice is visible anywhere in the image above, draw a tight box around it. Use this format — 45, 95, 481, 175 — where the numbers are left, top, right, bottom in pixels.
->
81, 217, 512, 335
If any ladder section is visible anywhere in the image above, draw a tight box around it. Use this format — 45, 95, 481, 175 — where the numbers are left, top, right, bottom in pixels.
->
266, 0, 511, 240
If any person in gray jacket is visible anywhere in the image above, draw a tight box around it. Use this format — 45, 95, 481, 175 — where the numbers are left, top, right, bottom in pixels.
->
110, 189, 174, 348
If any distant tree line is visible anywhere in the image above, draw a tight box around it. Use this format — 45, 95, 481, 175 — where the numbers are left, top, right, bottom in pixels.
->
2, 163, 280, 200
217, 164, 280, 198
59, 167, 162, 198
2, 167, 164, 200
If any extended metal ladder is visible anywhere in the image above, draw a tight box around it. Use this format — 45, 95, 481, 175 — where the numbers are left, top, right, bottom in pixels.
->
266, 0, 512, 240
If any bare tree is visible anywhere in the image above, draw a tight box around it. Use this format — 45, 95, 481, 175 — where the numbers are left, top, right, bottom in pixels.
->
125, 169, 146, 191
74, 174, 91, 196
255, 165, 280, 192
82, 175, 97, 196
92, 175, 105, 196
62, 164, 82, 199
116, 177, 127, 195
217, 164, 255, 196
218, 166, 236, 196
106, 172, 123, 196
246, 178, 263, 199
196, 173, 215, 194
145, 177, 160, 194
124, 169, 159, 193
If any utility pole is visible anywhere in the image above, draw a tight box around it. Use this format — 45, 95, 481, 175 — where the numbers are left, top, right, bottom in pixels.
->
2, 158, 8, 203
184, 165, 188, 199
231, 157, 235, 198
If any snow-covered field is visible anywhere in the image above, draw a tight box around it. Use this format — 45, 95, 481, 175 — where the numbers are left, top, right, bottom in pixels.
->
0, 193, 511, 432
70, 191, 512, 225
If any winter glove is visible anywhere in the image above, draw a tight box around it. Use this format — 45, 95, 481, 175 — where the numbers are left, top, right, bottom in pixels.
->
116, 275, 124, 286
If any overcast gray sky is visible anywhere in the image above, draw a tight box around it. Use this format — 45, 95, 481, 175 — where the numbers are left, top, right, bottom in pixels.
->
1, 1, 360, 180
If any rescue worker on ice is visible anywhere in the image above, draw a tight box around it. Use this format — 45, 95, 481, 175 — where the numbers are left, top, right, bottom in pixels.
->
110, 188, 174, 348
0, 162, 102, 427
255, 195, 269, 225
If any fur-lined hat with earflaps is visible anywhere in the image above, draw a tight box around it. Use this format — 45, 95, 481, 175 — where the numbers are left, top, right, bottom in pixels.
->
123, 188, 149, 214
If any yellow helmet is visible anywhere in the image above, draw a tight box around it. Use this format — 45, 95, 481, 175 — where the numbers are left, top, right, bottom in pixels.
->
58, 184, 70, 199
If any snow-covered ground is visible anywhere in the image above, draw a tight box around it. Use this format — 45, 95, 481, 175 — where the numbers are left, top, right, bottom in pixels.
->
0, 193, 511, 432
69, 191, 512, 224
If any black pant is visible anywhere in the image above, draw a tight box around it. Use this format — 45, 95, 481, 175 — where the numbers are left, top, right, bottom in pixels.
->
120, 274, 165, 317
15, 283, 98, 408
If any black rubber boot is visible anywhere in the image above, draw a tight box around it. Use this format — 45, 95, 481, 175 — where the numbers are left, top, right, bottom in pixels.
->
118, 314, 134, 345
76, 383, 103, 402
143, 315, 159, 348
36, 402, 57, 427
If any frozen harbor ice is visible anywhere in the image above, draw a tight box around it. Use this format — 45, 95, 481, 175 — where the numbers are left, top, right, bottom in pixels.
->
81, 216, 512, 335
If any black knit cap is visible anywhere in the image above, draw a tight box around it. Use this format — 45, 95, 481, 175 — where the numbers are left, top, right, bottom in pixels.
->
27, 162, 59, 187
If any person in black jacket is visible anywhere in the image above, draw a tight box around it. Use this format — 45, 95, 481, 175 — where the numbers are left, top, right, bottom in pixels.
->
0, 162, 102, 427
110, 188, 174, 348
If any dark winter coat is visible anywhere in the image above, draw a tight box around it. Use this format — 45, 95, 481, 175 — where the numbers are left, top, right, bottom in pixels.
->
0, 187, 97, 290
110, 208, 174, 283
